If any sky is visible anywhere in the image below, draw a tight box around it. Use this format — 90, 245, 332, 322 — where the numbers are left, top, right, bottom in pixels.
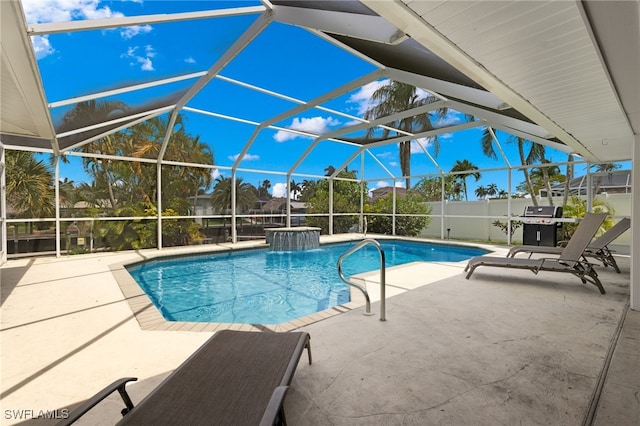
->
21, 0, 625, 200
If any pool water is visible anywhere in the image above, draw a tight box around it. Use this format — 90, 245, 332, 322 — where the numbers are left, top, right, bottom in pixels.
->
127, 240, 487, 325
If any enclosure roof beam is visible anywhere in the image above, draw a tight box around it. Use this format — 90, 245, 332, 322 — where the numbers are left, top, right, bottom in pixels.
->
49, 72, 206, 109
365, 149, 396, 180
159, 11, 273, 162
231, 69, 384, 172
287, 101, 446, 177
61, 106, 174, 152
487, 127, 512, 169
28, 6, 266, 35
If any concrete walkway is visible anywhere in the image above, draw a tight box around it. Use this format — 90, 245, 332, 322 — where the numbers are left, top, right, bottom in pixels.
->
0, 238, 637, 425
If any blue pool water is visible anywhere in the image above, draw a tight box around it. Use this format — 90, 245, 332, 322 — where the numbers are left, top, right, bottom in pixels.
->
127, 240, 487, 325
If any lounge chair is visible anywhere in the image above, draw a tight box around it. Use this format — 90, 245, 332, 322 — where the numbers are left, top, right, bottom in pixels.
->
57, 330, 311, 426
507, 217, 630, 273
464, 212, 608, 294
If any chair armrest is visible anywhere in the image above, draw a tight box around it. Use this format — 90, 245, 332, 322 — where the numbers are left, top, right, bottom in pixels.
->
55, 377, 137, 426
259, 386, 289, 426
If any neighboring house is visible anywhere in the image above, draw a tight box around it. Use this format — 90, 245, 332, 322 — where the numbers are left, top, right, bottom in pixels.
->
188, 195, 307, 225
259, 198, 307, 225
369, 187, 407, 202
540, 170, 632, 197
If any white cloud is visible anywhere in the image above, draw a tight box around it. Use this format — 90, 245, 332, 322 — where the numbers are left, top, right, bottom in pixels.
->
139, 57, 154, 71
31, 35, 55, 59
22, 0, 125, 24
228, 153, 260, 162
375, 181, 405, 189
347, 79, 389, 115
389, 161, 398, 167
410, 137, 435, 154
120, 25, 152, 40
184, 57, 196, 64
122, 45, 155, 71
22, 1, 148, 59
211, 169, 221, 180
435, 110, 464, 127
376, 151, 393, 159
273, 116, 340, 142
272, 183, 287, 198
369, 180, 404, 196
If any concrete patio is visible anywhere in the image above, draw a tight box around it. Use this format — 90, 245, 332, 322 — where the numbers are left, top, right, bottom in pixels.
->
1, 238, 638, 425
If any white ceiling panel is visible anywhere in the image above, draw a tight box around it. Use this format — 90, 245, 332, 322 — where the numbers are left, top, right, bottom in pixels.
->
366, 0, 637, 162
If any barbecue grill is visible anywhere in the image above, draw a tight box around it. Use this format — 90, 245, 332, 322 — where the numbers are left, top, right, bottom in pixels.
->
521, 206, 563, 246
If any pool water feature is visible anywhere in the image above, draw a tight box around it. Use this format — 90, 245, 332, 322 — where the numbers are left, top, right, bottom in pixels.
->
266, 227, 321, 250
126, 240, 488, 325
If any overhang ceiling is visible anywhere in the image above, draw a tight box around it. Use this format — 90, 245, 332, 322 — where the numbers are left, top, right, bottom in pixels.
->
1, 0, 638, 164
362, 0, 639, 162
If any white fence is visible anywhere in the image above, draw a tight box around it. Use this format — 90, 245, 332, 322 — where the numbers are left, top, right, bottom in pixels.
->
419, 194, 632, 253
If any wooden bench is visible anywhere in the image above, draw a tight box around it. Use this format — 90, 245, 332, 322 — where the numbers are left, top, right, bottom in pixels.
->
57, 330, 311, 426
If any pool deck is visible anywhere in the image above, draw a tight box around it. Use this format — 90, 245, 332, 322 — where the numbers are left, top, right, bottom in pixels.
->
1, 234, 638, 425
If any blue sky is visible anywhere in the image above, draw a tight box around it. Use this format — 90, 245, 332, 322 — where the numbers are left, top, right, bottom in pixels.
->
23, 0, 617, 199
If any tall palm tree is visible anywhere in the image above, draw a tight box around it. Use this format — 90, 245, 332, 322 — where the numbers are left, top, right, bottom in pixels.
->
526, 163, 563, 204
364, 81, 446, 189
480, 128, 545, 205
562, 154, 574, 207
61, 100, 130, 209
131, 115, 214, 209
450, 159, 481, 201
258, 179, 271, 199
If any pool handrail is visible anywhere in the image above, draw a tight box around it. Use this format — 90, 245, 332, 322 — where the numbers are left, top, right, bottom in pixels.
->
337, 238, 386, 321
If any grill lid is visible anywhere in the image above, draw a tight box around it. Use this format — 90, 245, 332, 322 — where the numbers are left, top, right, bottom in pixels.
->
522, 206, 563, 218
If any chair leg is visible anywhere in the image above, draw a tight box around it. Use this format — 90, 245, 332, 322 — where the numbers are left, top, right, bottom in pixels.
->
464, 265, 476, 279
601, 248, 621, 273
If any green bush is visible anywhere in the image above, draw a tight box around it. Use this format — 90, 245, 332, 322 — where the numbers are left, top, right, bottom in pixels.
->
365, 194, 431, 236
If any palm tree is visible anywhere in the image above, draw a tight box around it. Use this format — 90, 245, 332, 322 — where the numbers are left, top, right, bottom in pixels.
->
364, 81, 447, 189
474, 185, 488, 199
450, 159, 481, 201
258, 179, 272, 199
5, 151, 55, 224
562, 154, 574, 207
525, 163, 563, 204
561, 195, 615, 240
486, 183, 499, 198
131, 115, 214, 210
210, 176, 257, 213
324, 165, 336, 176
480, 128, 545, 205
58, 178, 77, 209
290, 180, 302, 200
57, 99, 128, 135
300, 179, 317, 202
590, 163, 621, 196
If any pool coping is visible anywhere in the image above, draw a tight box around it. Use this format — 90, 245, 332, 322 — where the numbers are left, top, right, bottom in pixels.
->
110, 234, 495, 332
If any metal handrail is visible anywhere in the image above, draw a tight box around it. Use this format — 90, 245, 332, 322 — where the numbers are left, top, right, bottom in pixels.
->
337, 238, 386, 321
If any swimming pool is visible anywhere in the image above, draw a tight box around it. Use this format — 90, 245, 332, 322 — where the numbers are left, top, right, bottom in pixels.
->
127, 240, 487, 325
